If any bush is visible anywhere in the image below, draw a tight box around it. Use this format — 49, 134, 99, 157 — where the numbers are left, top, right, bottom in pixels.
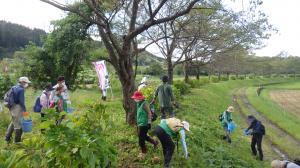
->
230, 76, 236, 80
263, 75, 271, 78
248, 75, 255, 79
220, 76, 229, 81
0, 74, 14, 97
238, 76, 245, 80
210, 76, 219, 83
173, 81, 191, 95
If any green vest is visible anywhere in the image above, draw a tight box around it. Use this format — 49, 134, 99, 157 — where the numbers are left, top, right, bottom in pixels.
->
159, 119, 178, 138
136, 101, 148, 126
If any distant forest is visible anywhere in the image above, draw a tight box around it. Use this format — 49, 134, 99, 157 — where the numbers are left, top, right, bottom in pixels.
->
0, 20, 46, 58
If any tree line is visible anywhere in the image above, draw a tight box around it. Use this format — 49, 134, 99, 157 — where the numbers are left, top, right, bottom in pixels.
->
0, 20, 46, 58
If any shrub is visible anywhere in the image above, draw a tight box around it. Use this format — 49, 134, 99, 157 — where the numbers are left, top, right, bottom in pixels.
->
0, 74, 14, 97
238, 76, 245, 80
230, 76, 236, 80
263, 75, 271, 78
173, 81, 191, 95
248, 75, 255, 79
220, 76, 229, 81
210, 76, 219, 83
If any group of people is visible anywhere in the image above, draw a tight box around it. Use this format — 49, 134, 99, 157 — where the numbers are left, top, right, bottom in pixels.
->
220, 106, 265, 161
4, 76, 70, 144
132, 75, 189, 168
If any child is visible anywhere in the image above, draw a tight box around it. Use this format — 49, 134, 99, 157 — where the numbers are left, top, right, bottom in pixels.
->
131, 91, 158, 158
221, 106, 234, 143
53, 86, 67, 125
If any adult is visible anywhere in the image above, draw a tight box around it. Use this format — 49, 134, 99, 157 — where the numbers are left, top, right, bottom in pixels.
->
245, 115, 265, 161
154, 117, 190, 168
271, 160, 300, 168
53, 86, 67, 125
131, 91, 158, 158
138, 76, 148, 91
5, 76, 31, 144
40, 84, 54, 118
220, 106, 234, 143
51, 76, 69, 102
151, 75, 176, 119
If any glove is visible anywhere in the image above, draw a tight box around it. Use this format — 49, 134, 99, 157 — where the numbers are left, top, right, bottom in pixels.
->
147, 124, 151, 130
23, 111, 29, 117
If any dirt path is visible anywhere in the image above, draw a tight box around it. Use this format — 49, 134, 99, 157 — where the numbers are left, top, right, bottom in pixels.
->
234, 88, 300, 159
269, 90, 300, 117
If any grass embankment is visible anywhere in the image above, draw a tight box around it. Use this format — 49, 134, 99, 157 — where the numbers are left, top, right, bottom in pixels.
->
0, 77, 295, 167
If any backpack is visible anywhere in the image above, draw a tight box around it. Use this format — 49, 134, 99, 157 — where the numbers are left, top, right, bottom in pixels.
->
150, 104, 158, 122
3, 86, 16, 109
219, 113, 224, 121
254, 121, 265, 135
33, 96, 42, 113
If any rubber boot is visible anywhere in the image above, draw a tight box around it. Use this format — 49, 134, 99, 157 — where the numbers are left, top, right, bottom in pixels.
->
5, 123, 14, 143
14, 129, 23, 144
141, 146, 147, 154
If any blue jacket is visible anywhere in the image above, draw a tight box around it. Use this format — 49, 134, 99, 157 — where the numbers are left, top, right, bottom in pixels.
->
13, 84, 26, 112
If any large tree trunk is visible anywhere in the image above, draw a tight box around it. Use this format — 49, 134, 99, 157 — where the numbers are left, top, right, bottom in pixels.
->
167, 56, 174, 84
184, 61, 189, 83
117, 55, 136, 125
196, 64, 200, 80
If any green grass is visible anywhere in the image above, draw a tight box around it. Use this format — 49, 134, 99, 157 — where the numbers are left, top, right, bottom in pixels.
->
0, 77, 297, 167
246, 87, 300, 141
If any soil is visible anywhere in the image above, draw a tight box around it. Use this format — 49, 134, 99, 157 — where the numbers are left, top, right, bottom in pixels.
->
269, 90, 300, 117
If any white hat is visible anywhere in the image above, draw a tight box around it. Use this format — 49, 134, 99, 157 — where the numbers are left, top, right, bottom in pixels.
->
182, 121, 190, 132
227, 106, 234, 112
19, 76, 31, 83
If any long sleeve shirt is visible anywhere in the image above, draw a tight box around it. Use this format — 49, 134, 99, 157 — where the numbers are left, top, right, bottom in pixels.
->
13, 84, 26, 112
154, 83, 175, 108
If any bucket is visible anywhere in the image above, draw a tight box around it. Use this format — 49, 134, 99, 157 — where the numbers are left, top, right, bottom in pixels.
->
22, 119, 32, 132
227, 122, 236, 133
67, 108, 74, 113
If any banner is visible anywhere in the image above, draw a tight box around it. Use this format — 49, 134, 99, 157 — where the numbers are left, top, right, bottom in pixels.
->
92, 60, 110, 90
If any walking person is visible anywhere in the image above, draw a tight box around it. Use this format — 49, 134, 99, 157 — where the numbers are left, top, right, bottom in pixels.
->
151, 75, 176, 119
220, 106, 234, 143
244, 115, 265, 161
154, 117, 190, 168
131, 91, 158, 158
5, 77, 31, 144
40, 84, 54, 118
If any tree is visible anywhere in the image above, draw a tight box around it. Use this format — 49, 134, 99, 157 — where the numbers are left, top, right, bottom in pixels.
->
17, 14, 92, 89
41, 0, 200, 124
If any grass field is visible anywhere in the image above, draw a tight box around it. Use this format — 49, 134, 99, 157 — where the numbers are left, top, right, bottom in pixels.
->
0, 77, 297, 167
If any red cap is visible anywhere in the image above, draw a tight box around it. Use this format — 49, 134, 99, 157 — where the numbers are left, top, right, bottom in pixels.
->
131, 91, 145, 100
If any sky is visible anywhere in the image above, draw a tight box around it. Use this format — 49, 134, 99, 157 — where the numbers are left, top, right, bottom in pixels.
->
0, 0, 300, 56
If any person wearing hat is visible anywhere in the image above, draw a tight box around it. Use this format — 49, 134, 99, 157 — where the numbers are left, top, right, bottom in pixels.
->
131, 91, 158, 158
151, 75, 176, 119
40, 84, 54, 118
5, 76, 31, 144
271, 159, 300, 168
154, 117, 190, 168
245, 115, 265, 161
220, 106, 234, 143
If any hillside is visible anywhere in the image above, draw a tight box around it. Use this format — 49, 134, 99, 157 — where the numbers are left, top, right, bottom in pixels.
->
0, 20, 46, 58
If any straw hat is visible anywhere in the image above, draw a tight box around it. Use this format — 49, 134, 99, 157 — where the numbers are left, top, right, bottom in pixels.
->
271, 160, 284, 168
131, 91, 145, 100
227, 106, 234, 112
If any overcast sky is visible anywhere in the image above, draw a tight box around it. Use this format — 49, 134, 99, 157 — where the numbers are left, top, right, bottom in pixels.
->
0, 0, 299, 56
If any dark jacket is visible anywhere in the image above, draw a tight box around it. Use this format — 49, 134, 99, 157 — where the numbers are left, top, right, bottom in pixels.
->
13, 84, 26, 112
247, 119, 265, 135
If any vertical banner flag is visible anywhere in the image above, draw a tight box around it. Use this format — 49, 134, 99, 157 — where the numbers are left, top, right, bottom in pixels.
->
93, 60, 110, 91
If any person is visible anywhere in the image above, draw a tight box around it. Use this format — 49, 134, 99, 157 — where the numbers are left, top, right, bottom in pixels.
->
138, 76, 148, 91
5, 76, 31, 144
131, 91, 158, 158
154, 117, 190, 168
245, 115, 265, 161
151, 75, 176, 119
53, 86, 67, 125
40, 84, 54, 125
220, 106, 234, 143
271, 159, 300, 168
51, 76, 69, 103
